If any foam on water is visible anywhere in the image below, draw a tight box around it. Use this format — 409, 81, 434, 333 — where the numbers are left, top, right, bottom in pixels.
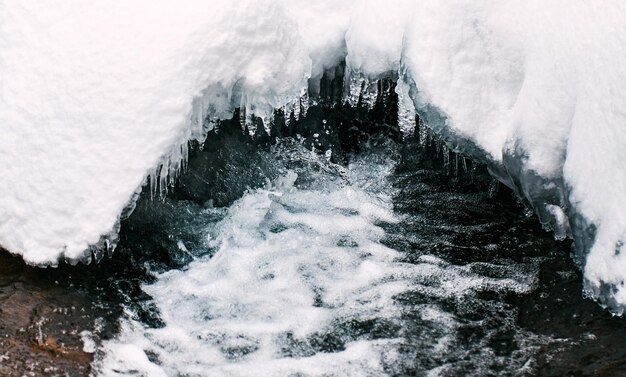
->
96, 145, 548, 376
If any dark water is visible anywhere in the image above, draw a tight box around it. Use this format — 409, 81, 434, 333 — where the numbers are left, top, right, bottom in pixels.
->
382, 140, 626, 376
1, 97, 626, 375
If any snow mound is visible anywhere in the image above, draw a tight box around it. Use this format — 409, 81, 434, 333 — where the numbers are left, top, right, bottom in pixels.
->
399, 1, 626, 311
0, 0, 310, 264
2, 1, 626, 310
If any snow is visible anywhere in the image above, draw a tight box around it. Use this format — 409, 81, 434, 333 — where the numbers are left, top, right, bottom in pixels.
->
399, 1, 626, 308
0, 0, 310, 264
2, 1, 626, 308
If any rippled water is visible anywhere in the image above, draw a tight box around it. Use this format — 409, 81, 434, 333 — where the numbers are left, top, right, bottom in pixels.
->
93, 138, 625, 376
2, 135, 626, 376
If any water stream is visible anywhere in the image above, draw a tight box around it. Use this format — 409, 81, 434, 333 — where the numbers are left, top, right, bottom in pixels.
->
1, 121, 625, 376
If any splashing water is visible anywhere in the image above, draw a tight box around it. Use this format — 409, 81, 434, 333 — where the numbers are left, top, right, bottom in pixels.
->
94, 141, 564, 376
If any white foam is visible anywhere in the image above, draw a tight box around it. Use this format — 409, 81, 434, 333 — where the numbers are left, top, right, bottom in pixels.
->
80, 330, 97, 354
96, 152, 538, 376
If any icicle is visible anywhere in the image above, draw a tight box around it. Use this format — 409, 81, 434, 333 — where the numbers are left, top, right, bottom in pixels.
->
149, 168, 158, 200
396, 80, 417, 138
261, 113, 272, 136
299, 90, 310, 118
159, 162, 168, 198
180, 141, 189, 172
246, 117, 257, 136
419, 119, 429, 147
292, 98, 301, 120
239, 105, 248, 135
346, 73, 378, 109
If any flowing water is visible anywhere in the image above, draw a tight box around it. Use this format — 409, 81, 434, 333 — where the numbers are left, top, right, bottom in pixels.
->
2, 118, 626, 376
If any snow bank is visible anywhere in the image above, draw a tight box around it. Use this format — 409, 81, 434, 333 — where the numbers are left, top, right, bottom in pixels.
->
399, 1, 626, 311
0, 0, 310, 264
2, 1, 626, 310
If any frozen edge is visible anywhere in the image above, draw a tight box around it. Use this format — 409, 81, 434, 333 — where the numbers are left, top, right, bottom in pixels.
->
51, 82, 309, 267
31, 59, 615, 314
401, 72, 614, 313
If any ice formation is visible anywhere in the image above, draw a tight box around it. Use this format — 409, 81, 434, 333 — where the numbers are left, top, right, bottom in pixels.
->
2, 1, 626, 310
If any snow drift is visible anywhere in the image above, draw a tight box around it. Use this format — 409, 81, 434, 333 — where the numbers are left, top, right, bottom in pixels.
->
0, 0, 310, 264
2, 1, 626, 311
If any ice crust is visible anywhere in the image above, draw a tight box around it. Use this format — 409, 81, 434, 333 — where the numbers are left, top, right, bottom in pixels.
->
2, 1, 626, 309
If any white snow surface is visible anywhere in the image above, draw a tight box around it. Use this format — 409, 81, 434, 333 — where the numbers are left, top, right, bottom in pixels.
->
2, 1, 626, 306
0, 0, 310, 264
